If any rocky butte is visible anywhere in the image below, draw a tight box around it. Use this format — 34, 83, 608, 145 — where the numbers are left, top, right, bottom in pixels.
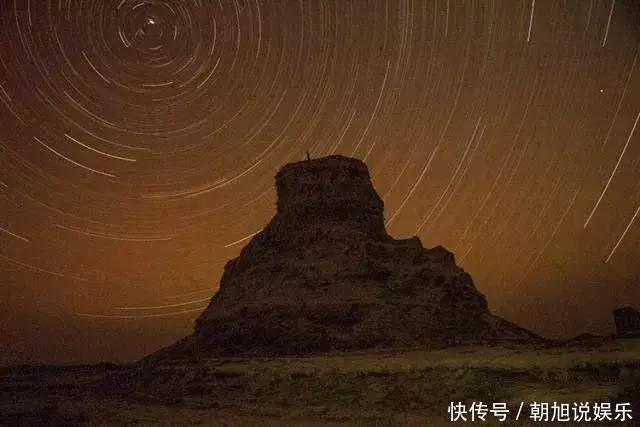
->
613, 307, 640, 337
150, 155, 539, 361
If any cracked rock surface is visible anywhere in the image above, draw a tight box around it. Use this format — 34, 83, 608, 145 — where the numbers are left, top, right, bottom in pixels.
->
149, 155, 540, 361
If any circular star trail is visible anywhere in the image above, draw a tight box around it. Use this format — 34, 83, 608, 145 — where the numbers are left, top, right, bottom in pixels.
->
0, 0, 639, 364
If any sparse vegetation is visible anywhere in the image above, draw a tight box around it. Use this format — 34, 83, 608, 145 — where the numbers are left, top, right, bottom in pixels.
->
0, 339, 638, 425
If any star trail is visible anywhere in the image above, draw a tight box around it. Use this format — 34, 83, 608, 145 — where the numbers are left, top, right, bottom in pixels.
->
1, 0, 639, 365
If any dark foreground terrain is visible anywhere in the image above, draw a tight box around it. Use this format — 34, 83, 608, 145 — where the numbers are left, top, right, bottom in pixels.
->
1, 338, 639, 426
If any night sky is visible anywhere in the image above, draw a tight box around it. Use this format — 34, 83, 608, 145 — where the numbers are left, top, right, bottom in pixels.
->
1, 0, 639, 365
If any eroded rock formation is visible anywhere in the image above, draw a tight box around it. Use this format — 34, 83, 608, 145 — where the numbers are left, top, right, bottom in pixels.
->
150, 155, 539, 360
614, 307, 640, 337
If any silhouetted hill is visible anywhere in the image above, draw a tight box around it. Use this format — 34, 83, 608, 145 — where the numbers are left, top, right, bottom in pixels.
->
148, 155, 541, 361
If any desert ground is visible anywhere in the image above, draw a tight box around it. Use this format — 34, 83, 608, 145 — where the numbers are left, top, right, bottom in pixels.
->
1, 337, 639, 426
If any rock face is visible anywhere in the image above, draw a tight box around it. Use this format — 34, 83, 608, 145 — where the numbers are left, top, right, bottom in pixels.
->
151, 155, 539, 360
614, 307, 640, 337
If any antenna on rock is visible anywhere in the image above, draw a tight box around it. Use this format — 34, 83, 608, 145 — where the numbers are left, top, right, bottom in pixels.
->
306, 150, 311, 161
